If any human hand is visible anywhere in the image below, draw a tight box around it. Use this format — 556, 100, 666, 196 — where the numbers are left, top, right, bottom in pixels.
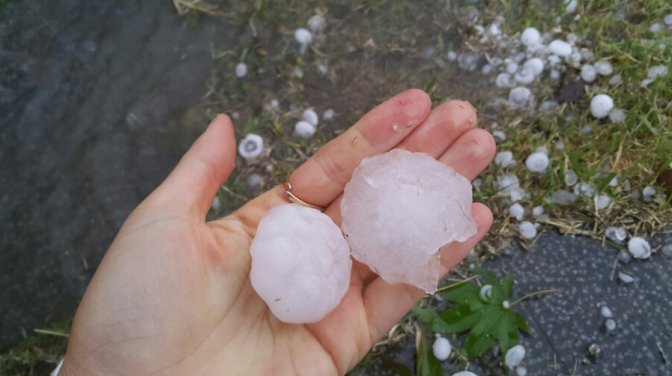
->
60, 89, 495, 375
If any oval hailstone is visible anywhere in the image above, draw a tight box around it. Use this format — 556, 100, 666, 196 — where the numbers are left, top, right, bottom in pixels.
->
294, 121, 316, 139
302, 108, 319, 127
523, 58, 544, 76
505, 345, 526, 368
432, 337, 452, 360
250, 204, 351, 324
628, 237, 651, 259
525, 152, 550, 173
341, 149, 476, 292
581, 64, 597, 82
600, 306, 613, 318
509, 203, 525, 220
595, 60, 613, 75
235, 62, 248, 78
518, 221, 537, 239
549, 40, 573, 57
294, 27, 313, 54
590, 94, 614, 119
238, 133, 264, 162
521, 27, 541, 47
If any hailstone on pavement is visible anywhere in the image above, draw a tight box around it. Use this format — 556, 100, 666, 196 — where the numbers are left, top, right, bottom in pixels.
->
341, 149, 476, 292
250, 204, 351, 324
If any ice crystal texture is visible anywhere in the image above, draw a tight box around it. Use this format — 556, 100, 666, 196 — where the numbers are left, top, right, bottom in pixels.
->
250, 204, 351, 323
341, 149, 476, 292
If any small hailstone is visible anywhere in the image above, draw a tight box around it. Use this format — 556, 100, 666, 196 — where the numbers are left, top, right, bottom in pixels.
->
605, 319, 616, 332
564, 170, 579, 187
600, 306, 613, 318
211, 196, 221, 212
502, 300, 511, 309
665, 14, 672, 25
479, 284, 494, 301
567, 33, 579, 45
250, 204, 351, 323
581, 125, 593, 135
574, 182, 596, 197
508, 87, 533, 108
618, 271, 635, 284
294, 28, 313, 54
628, 237, 651, 259
446, 50, 458, 61
473, 178, 483, 188
618, 250, 632, 264
496, 73, 514, 87
495, 151, 517, 168
302, 108, 319, 127
647, 65, 668, 79
609, 74, 622, 85
565, 0, 578, 14
235, 62, 248, 78
649, 23, 662, 33
493, 130, 507, 142
532, 206, 544, 218
548, 55, 561, 66
554, 190, 577, 205
265, 164, 274, 173
549, 40, 572, 57
606, 226, 627, 242
521, 27, 541, 47
590, 94, 614, 119
514, 67, 536, 84
594, 194, 611, 210
525, 152, 550, 173
518, 221, 537, 239
555, 140, 565, 150
505, 345, 526, 368
516, 366, 528, 376
322, 108, 335, 121
307, 14, 326, 32
481, 64, 493, 75
523, 58, 544, 76
238, 133, 265, 162
595, 60, 613, 75
608, 176, 619, 187
568, 52, 582, 67
539, 100, 558, 111
341, 149, 477, 292
609, 108, 626, 123
317, 64, 328, 76
509, 203, 525, 221
432, 337, 452, 360
661, 244, 672, 258
550, 69, 561, 80
294, 121, 316, 139
506, 62, 519, 74
451, 372, 479, 376
642, 186, 656, 199
580, 64, 597, 82
247, 173, 262, 189
269, 98, 280, 109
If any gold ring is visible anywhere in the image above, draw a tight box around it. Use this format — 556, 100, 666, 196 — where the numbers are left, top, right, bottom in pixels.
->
284, 182, 325, 211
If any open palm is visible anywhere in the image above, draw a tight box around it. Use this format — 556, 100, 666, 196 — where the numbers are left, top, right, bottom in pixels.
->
61, 89, 495, 376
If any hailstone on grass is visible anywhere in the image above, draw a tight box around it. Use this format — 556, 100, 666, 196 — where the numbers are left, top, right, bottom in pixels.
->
250, 204, 351, 324
549, 40, 572, 57
520, 27, 541, 47
525, 152, 550, 173
590, 94, 614, 119
432, 337, 452, 360
341, 149, 476, 292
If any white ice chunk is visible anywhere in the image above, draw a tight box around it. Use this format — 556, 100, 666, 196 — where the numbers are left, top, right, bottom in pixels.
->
594, 194, 611, 210
647, 65, 668, 79
581, 64, 597, 82
525, 152, 550, 173
432, 337, 452, 360
238, 133, 264, 162
600, 306, 613, 318
250, 204, 351, 323
564, 170, 578, 186
307, 14, 326, 32
495, 151, 517, 168
514, 67, 536, 84
595, 60, 613, 75
606, 226, 627, 243
532, 205, 544, 218
294, 121, 316, 139
294, 28, 313, 54
322, 108, 335, 121
590, 94, 614, 119
565, 0, 578, 14
302, 108, 319, 127
609, 108, 626, 123
505, 345, 526, 368
508, 87, 534, 108
452, 372, 479, 376
509, 203, 525, 221
521, 27, 541, 47
235, 62, 248, 78
518, 221, 537, 239
549, 40, 572, 57
628, 237, 651, 259
341, 149, 476, 292
524, 58, 544, 76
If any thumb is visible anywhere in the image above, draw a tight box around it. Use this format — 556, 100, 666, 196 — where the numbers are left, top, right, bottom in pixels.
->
146, 114, 237, 219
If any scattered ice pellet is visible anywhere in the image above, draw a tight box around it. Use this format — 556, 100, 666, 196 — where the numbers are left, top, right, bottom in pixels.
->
647, 65, 668, 79
539, 100, 559, 111
628, 237, 651, 259
514, 67, 536, 84
506, 62, 519, 74
605, 319, 616, 332
525, 152, 550, 173
265, 164, 274, 173
608, 73, 622, 85
590, 94, 614, 119
605, 226, 627, 243
600, 306, 613, 318
565, 0, 578, 14
594, 60, 613, 75
452, 372, 479, 376
473, 178, 483, 188
505, 345, 526, 368
661, 244, 672, 258
211, 196, 221, 212
524, 58, 544, 76
516, 366, 528, 376
532, 206, 544, 218
642, 186, 656, 199
508, 87, 534, 108
479, 284, 494, 301
294, 121, 316, 139
294, 28, 313, 54
302, 108, 319, 127
238, 133, 265, 162
618, 271, 634, 284
509, 203, 525, 220
649, 23, 662, 33
581, 125, 593, 135
550, 40, 572, 57
665, 14, 672, 26
609, 108, 626, 123
518, 221, 537, 239
555, 189, 578, 205
447, 50, 458, 61
574, 182, 595, 197
317, 63, 328, 76
567, 33, 579, 45
555, 140, 565, 150
481, 64, 493, 75
307, 14, 326, 32
608, 176, 619, 187
493, 130, 507, 142
502, 300, 511, 309
235, 62, 248, 78
247, 173, 262, 189
594, 194, 611, 210
548, 55, 561, 67
341, 149, 477, 292
496, 73, 514, 88
568, 51, 582, 66
550, 69, 561, 80
580, 64, 597, 82
496, 151, 517, 168
250, 204, 351, 323
618, 250, 632, 264
322, 108, 335, 122
521, 27, 541, 47
432, 336, 452, 360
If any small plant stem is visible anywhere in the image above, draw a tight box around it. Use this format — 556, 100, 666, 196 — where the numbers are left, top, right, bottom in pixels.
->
434, 275, 479, 293
33, 329, 70, 338
510, 288, 558, 306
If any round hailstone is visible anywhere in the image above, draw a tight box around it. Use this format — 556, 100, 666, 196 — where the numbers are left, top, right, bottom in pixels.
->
618, 250, 632, 263
661, 244, 672, 258
628, 237, 651, 259
495, 151, 517, 168
605, 319, 617, 332
549, 40, 572, 57
294, 121, 316, 139
452, 372, 479, 376
550, 69, 561, 80
302, 108, 319, 127
307, 14, 326, 32
618, 271, 634, 284
525, 152, 550, 173
565, 0, 578, 14
523, 58, 544, 76
581, 64, 597, 82
294, 28, 313, 54
518, 221, 537, 239
505, 345, 526, 368
493, 130, 507, 142
496, 73, 513, 87
238, 133, 264, 162
564, 170, 578, 186
606, 226, 627, 242
608, 177, 619, 187
250, 204, 351, 324
594, 194, 611, 210
647, 65, 668, 79
432, 337, 452, 360
509, 87, 533, 108
532, 206, 544, 218
574, 182, 596, 197
479, 285, 494, 301
521, 27, 541, 47
516, 366, 528, 376
595, 60, 613, 75
609, 108, 626, 123
514, 67, 536, 84
590, 94, 614, 119
600, 306, 613, 318
643, 186, 656, 199
649, 23, 662, 33
446, 50, 458, 61
235, 62, 248, 78
555, 190, 577, 205
211, 196, 221, 212
506, 62, 519, 74
665, 14, 672, 25
509, 203, 525, 221
609, 74, 622, 85
341, 149, 477, 292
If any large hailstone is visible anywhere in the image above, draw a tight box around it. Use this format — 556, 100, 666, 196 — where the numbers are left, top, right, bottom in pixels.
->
341, 149, 476, 292
250, 204, 351, 323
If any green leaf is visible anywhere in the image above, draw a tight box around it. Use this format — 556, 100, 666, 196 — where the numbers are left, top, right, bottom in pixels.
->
502, 273, 514, 299
469, 307, 503, 336
441, 282, 480, 304
439, 305, 481, 333
464, 331, 497, 359
512, 311, 531, 334
474, 267, 501, 286
416, 330, 443, 376
495, 311, 517, 354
